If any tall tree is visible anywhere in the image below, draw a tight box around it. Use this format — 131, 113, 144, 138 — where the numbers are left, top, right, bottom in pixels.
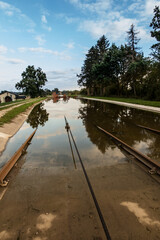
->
77, 46, 99, 95
15, 65, 47, 98
77, 35, 110, 95
150, 6, 160, 61
96, 35, 110, 62
126, 24, 141, 97
126, 24, 140, 61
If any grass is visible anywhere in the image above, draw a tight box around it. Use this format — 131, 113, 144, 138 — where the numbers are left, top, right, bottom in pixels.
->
0, 99, 33, 111
0, 99, 24, 107
0, 98, 46, 126
80, 96, 160, 108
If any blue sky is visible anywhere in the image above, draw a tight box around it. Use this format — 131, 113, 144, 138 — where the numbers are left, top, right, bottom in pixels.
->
0, 0, 160, 91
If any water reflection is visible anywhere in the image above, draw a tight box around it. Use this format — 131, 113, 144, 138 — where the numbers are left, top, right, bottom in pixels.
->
78, 99, 160, 162
27, 103, 49, 129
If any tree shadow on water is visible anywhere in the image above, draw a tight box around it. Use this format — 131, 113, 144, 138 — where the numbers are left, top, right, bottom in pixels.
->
27, 103, 49, 129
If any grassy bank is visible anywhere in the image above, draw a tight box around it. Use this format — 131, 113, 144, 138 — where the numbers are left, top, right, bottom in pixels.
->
0, 98, 46, 126
0, 99, 24, 107
0, 99, 33, 111
81, 96, 160, 108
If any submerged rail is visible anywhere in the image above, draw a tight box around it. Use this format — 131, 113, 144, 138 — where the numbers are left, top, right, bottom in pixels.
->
0, 129, 36, 186
64, 116, 112, 240
137, 124, 160, 135
97, 125, 160, 176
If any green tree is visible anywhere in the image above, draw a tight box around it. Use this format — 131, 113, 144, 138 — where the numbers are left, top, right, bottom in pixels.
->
77, 35, 110, 95
53, 88, 59, 94
15, 65, 47, 98
77, 46, 99, 95
150, 6, 160, 61
92, 44, 121, 96
126, 24, 141, 97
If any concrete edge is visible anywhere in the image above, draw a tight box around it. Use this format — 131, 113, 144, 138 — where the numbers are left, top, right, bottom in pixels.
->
80, 97, 160, 114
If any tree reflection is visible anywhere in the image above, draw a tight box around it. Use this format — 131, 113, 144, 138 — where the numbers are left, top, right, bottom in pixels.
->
78, 99, 160, 161
27, 103, 49, 128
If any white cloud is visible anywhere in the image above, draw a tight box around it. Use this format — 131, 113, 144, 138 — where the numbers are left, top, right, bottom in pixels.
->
43, 25, 52, 32
41, 15, 47, 24
69, 0, 111, 15
0, 55, 25, 64
145, 0, 160, 15
5, 10, 13, 16
0, 45, 7, 54
18, 47, 72, 60
79, 17, 135, 40
46, 68, 80, 90
64, 42, 75, 49
35, 35, 46, 46
6, 58, 25, 64
0, 1, 11, 9
0, 1, 35, 28
41, 13, 52, 32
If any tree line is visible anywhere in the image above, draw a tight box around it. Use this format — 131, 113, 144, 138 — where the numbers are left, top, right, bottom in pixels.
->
77, 6, 160, 100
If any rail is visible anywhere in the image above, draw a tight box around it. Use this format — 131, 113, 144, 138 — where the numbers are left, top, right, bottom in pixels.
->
0, 129, 36, 186
65, 117, 112, 240
137, 124, 160, 135
97, 125, 160, 176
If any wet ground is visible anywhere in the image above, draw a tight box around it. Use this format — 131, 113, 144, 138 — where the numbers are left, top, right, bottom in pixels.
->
0, 98, 160, 240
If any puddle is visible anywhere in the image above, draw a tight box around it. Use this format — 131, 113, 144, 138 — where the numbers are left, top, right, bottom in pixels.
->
0, 98, 160, 171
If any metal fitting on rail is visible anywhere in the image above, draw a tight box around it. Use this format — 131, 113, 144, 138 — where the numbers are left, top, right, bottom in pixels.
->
65, 122, 70, 132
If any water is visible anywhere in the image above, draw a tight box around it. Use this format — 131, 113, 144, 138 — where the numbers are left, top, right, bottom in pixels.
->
0, 98, 160, 170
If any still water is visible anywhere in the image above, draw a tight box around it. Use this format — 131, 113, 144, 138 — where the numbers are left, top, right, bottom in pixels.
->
0, 98, 160, 170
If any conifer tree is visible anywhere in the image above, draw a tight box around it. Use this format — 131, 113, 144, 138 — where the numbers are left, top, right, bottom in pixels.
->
150, 6, 160, 61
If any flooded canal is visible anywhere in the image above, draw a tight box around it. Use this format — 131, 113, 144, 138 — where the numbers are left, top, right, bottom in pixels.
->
0, 98, 160, 240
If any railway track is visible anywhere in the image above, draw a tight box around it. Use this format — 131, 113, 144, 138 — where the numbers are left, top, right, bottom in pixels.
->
137, 124, 160, 135
0, 129, 36, 186
97, 125, 160, 181
65, 117, 112, 240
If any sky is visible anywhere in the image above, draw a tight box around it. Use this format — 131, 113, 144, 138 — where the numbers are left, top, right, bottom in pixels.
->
0, 0, 160, 92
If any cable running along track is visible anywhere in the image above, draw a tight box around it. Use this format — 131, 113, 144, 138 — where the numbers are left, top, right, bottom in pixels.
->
64, 116, 112, 240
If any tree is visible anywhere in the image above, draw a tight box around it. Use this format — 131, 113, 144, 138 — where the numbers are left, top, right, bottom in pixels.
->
53, 88, 59, 94
126, 24, 141, 97
15, 65, 47, 98
126, 24, 140, 61
150, 6, 160, 61
96, 35, 110, 63
77, 35, 110, 95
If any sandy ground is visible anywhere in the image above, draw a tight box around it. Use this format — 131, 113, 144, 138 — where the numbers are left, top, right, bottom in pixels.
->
82, 97, 160, 114
0, 156, 160, 239
0, 101, 43, 155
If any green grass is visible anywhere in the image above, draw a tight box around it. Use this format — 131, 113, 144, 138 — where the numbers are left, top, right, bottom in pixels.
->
0, 99, 24, 107
0, 99, 33, 111
80, 96, 160, 108
0, 98, 46, 126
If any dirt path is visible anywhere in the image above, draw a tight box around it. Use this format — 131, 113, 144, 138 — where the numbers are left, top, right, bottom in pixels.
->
0, 100, 32, 118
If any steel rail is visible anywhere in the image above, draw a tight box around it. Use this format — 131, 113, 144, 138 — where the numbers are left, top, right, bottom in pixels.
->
64, 117, 77, 169
64, 116, 112, 240
97, 125, 160, 176
0, 129, 36, 186
137, 124, 160, 135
